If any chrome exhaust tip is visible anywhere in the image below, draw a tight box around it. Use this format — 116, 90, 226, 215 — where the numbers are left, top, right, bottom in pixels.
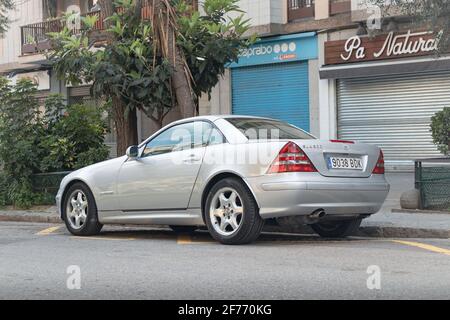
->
306, 209, 326, 224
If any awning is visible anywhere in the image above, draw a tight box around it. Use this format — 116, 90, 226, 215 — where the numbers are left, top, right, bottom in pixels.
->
320, 55, 450, 79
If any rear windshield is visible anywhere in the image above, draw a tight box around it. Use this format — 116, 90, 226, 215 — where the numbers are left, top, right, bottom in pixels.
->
226, 118, 314, 140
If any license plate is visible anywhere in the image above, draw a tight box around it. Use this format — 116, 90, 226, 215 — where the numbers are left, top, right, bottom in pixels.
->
327, 157, 363, 170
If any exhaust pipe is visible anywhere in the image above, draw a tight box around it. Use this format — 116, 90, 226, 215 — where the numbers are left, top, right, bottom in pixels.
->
306, 209, 326, 224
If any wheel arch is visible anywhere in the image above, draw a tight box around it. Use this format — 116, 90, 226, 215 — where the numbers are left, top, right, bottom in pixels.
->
200, 172, 260, 223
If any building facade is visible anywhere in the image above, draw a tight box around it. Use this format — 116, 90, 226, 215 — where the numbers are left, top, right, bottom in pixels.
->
1, 1, 448, 170
202, 0, 449, 171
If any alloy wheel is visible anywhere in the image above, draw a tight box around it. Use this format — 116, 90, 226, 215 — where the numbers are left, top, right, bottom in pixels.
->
66, 190, 88, 230
209, 187, 244, 236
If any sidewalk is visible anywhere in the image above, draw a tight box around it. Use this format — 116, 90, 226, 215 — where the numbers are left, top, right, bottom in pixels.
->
0, 173, 448, 239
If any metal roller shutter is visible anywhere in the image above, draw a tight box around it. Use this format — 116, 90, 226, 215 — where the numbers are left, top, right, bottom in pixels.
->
337, 71, 450, 171
232, 61, 310, 131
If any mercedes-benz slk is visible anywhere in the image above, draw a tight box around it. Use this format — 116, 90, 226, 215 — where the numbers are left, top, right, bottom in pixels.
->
56, 116, 389, 244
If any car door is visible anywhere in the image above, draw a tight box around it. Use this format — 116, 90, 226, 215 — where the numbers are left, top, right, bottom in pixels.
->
116, 121, 212, 211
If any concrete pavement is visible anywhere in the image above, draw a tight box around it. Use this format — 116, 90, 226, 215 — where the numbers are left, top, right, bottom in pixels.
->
0, 221, 449, 299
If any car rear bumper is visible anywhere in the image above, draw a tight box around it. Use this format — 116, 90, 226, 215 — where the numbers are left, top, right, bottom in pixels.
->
245, 173, 390, 219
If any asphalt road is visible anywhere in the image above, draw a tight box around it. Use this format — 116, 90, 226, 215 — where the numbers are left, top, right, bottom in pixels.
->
0, 221, 449, 299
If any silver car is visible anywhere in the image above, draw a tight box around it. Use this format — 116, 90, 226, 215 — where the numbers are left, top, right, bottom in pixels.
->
56, 116, 389, 244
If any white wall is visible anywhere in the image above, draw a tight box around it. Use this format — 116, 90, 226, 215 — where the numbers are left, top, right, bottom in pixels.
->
0, 0, 44, 66
227, 0, 284, 26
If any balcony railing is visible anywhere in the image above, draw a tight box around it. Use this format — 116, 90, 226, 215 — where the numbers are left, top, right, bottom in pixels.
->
288, 0, 315, 21
20, 0, 197, 55
329, 0, 351, 15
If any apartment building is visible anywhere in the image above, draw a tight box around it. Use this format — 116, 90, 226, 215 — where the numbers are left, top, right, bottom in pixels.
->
1, 1, 448, 169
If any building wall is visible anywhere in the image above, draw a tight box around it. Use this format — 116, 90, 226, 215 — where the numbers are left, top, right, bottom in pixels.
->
228, 0, 285, 26
308, 59, 320, 137
0, 0, 43, 67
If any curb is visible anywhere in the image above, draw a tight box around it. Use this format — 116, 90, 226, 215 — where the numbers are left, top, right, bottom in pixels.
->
0, 214, 448, 239
0, 214, 61, 224
358, 226, 450, 239
392, 208, 450, 215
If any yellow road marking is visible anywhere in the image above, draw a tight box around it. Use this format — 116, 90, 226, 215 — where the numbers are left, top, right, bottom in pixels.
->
70, 236, 135, 241
393, 240, 450, 257
176, 234, 215, 245
177, 234, 192, 244
36, 226, 61, 236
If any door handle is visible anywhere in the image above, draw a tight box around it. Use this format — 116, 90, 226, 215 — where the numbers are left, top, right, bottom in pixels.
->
182, 154, 201, 163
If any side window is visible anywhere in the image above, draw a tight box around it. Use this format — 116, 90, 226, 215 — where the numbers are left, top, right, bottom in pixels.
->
142, 122, 195, 157
141, 121, 224, 157
207, 127, 226, 146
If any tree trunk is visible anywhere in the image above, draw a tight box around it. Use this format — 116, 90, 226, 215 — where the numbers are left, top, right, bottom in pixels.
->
154, 0, 197, 119
99, 0, 139, 156
113, 97, 138, 156
171, 50, 197, 118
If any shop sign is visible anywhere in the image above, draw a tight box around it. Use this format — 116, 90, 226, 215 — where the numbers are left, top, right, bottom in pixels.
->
325, 30, 440, 65
229, 33, 318, 68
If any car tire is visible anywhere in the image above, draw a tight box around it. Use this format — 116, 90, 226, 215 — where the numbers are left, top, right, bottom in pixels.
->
62, 182, 103, 236
311, 218, 362, 238
204, 177, 264, 245
169, 225, 198, 234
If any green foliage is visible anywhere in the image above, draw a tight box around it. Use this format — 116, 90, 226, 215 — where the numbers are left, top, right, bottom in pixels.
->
40, 95, 110, 171
0, 0, 14, 36
177, 0, 255, 100
0, 172, 9, 207
0, 78, 44, 208
0, 80, 109, 208
48, 0, 253, 125
430, 107, 450, 156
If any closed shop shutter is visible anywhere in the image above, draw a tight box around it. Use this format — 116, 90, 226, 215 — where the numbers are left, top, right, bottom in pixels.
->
337, 71, 450, 171
231, 61, 310, 131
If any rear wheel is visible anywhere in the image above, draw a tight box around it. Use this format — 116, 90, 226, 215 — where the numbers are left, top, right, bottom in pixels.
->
169, 225, 197, 234
63, 182, 103, 236
311, 218, 362, 238
205, 178, 264, 245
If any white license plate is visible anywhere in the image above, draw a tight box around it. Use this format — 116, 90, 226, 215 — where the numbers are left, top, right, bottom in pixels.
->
328, 157, 363, 170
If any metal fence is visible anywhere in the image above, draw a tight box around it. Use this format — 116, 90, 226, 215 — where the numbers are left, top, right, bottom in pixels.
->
30, 171, 72, 198
415, 158, 450, 211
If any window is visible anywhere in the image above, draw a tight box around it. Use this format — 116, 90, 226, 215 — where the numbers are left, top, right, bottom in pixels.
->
226, 118, 314, 140
142, 121, 224, 157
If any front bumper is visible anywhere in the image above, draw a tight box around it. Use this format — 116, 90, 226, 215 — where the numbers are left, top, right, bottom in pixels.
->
246, 173, 390, 219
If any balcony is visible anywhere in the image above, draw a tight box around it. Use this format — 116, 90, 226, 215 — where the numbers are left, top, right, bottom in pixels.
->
288, 0, 315, 21
329, 0, 351, 15
20, 0, 197, 55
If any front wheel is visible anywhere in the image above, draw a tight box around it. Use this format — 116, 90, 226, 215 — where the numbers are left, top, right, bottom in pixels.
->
204, 178, 264, 245
311, 218, 362, 238
63, 182, 103, 236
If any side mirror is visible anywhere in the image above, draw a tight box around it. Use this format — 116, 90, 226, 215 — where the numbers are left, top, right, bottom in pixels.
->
126, 145, 139, 159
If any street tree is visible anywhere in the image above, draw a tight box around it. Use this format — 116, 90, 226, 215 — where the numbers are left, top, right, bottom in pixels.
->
48, 0, 253, 155
370, 0, 450, 52
0, 0, 14, 35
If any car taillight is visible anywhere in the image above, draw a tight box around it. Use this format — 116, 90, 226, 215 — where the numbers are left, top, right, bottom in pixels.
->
330, 139, 354, 144
372, 151, 385, 174
267, 142, 317, 173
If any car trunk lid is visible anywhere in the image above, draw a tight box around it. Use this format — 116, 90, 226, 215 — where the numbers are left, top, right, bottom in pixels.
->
292, 139, 380, 178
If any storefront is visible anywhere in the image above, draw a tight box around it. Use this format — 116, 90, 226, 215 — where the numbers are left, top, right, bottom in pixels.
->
320, 30, 450, 171
229, 32, 318, 132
